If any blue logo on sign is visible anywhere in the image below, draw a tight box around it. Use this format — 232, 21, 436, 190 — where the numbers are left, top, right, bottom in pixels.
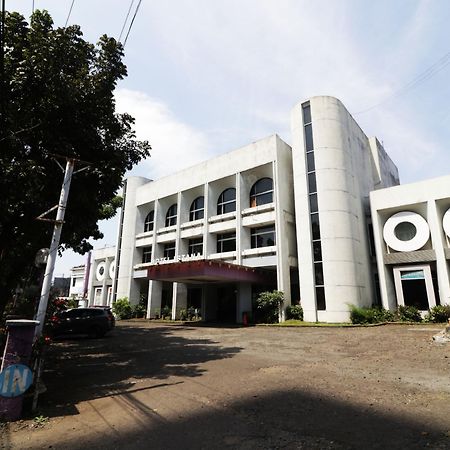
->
0, 364, 33, 398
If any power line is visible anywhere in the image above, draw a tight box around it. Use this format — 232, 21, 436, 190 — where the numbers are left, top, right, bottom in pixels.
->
123, 0, 142, 48
64, 0, 75, 27
355, 51, 450, 115
119, 0, 135, 43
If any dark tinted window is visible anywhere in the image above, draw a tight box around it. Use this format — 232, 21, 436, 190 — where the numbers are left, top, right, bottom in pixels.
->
144, 210, 154, 232
217, 188, 236, 215
309, 193, 318, 213
306, 152, 315, 172
316, 287, 326, 310
166, 204, 177, 227
190, 197, 205, 221
217, 232, 236, 253
302, 104, 311, 124
311, 213, 321, 240
308, 172, 317, 193
304, 124, 314, 151
251, 225, 276, 248
250, 178, 273, 207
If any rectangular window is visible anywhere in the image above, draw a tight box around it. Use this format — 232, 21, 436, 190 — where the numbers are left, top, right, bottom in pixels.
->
251, 225, 276, 248
188, 238, 203, 255
308, 172, 317, 193
217, 232, 236, 253
312, 241, 322, 262
311, 213, 321, 240
306, 152, 315, 172
302, 103, 312, 124
309, 193, 318, 213
72, 278, 76, 287
142, 246, 152, 263
304, 124, 314, 151
163, 242, 176, 259
316, 286, 326, 310
314, 262, 324, 285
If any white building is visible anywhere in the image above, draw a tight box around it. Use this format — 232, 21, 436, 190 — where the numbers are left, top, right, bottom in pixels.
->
371, 176, 450, 313
95, 96, 402, 323
87, 246, 116, 306
69, 264, 86, 298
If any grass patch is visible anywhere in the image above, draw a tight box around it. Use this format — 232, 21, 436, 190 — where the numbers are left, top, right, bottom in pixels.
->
260, 320, 356, 327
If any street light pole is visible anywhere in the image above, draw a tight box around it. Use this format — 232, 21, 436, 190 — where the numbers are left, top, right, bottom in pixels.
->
35, 158, 75, 338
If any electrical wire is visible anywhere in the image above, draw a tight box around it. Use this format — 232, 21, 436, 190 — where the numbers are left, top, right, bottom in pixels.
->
355, 51, 450, 115
123, 0, 142, 48
119, 0, 135, 43
64, 0, 75, 27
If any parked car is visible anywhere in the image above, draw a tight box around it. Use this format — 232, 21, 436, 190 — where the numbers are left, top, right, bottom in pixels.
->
49, 307, 115, 338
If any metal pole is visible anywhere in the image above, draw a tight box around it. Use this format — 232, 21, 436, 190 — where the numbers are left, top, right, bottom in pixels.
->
35, 159, 75, 338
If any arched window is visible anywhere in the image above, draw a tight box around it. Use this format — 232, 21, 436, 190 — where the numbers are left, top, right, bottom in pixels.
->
190, 196, 204, 221
250, 178, 273, 207
165, 204, 177, 227
144, 210, 154, 232
217, 188, 236, 215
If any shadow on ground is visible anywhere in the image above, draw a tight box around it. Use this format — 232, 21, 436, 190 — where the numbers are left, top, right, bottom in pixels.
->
36, 323, 241, 417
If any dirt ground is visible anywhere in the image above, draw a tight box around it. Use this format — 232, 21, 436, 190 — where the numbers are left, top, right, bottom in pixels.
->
1, 321, 449, 449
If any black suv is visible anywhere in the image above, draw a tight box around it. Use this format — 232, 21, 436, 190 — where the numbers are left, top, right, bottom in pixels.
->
49, 307, 115, 338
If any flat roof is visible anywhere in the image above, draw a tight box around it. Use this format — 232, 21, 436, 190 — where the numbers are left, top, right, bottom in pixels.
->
147, 260, 276, 285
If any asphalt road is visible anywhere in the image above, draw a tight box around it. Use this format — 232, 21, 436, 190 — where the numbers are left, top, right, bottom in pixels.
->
2, 321, 450, 449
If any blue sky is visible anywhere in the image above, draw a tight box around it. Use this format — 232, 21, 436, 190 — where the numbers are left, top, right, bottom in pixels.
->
9, 0, 450, 276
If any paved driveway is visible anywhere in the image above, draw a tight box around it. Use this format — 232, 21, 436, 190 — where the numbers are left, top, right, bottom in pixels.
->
2, 321, 449, 449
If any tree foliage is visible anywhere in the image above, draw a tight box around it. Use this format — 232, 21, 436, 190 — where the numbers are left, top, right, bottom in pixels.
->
0, 10, 151, 316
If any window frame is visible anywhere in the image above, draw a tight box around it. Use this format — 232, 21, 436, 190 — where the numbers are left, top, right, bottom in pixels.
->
188, 238, 203, 255
163, 242, 176, 259
144, 210, 154, 232
217, 188, 236, 215
249, 178, 273, 208
189, 196, 205, 221
142, 246, 152, 264
250, 225, 276, 248
216, 232, 236, 253
165, 204, 177, 227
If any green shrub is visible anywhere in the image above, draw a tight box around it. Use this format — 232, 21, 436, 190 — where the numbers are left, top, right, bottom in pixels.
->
161, 305, 172, 319
396, 305, 422, 322
256, 291, 284, 324
349, 305, 394, 324
425, 305, 450, 323
112, 297, 133, 320
286, 304, 303, 321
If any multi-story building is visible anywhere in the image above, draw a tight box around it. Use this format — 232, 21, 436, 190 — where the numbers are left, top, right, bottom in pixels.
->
100, 96, 400, 323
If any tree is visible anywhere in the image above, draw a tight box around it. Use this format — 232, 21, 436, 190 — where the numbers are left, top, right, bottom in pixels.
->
0, 10, 151, 317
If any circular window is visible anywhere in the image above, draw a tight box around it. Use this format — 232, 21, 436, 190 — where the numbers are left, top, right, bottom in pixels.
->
109, 260, 116, 279
383, 211, 429, 252
394, 222, 417, 241
443, 208, 450, 238
96, 262, 106, 281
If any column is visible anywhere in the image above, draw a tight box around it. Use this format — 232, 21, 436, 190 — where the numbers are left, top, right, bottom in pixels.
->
147, 280, 162, 318
172, 282, 187, 320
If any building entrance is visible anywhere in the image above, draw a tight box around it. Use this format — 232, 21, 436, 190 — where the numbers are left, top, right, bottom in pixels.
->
393, 265, 437, 311
216, 285, 237, 323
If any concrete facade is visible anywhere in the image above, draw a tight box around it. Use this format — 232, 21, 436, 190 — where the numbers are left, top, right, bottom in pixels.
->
87, 246, 116, 306
291, 97, 399, 322
371, 176, 450, 312
92, 96, 403, 323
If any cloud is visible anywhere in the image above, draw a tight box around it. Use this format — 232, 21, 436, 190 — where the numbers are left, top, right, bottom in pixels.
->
115, 89, 212, 180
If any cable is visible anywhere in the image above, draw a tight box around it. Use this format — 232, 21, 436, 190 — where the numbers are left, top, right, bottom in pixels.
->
119, 0, 135, 43
64, 0, 75, 27
123, 0, 142, 48
355, 51, 450, 115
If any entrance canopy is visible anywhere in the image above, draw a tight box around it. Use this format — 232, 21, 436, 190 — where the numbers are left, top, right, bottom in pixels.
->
146, 260, 276, 285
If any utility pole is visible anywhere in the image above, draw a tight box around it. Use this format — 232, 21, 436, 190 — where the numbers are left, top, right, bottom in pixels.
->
1, 0, 6, 124
35, 159, 75, 338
